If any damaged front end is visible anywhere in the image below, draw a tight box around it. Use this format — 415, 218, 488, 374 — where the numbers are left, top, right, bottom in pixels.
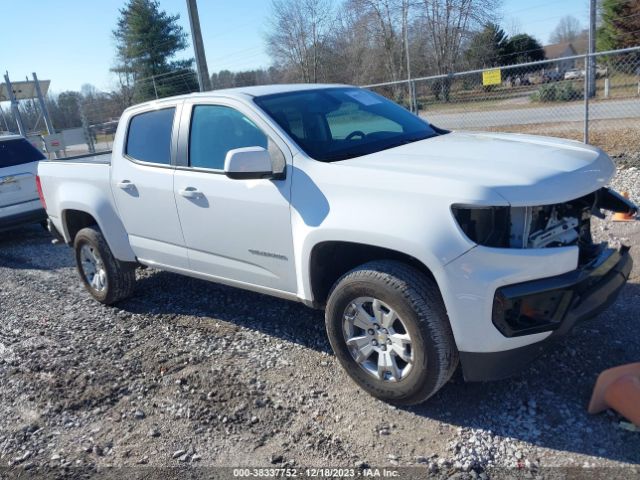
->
452, 187, 637, 255
452, 188, 636, 338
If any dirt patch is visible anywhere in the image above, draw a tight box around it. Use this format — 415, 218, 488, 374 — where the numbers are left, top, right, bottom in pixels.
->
481, 118, 640, 162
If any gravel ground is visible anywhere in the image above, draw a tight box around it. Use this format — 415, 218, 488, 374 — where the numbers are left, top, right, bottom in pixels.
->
1, 168, 640, 479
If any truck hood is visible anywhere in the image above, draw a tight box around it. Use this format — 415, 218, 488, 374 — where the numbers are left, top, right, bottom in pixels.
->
336, 131, 615, 205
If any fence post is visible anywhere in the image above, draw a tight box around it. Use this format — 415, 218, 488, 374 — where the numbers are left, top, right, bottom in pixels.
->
411, 80, 418, 114
79, 103, 95, 154
583, 53, 590, 144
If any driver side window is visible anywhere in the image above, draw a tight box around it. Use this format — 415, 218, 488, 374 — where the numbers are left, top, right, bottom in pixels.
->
326, 101, 403, 139
189, 105, 285, 173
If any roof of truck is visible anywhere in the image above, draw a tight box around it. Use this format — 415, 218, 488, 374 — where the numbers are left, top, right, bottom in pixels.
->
127, 83, 355, 113
189, 83, 352, 98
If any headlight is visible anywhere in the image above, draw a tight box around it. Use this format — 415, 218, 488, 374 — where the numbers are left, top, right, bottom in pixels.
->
451, 205, 510, 248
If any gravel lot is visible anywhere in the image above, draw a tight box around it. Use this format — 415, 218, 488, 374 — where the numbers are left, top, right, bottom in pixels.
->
1, 168, 639, 479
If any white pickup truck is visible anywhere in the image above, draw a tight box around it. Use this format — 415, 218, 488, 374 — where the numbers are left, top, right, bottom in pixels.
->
37, 84, 636, 405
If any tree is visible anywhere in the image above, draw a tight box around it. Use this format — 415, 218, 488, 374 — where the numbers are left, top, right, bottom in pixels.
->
598, 0, 640, 50
54, 91, 82, 128
417, 0, 500, 101
112, 0, 197, 102
266, 0, 335, 83
549, 15, 582, 44
465, 22, 509, 68
347, 0, 407, 86
503, 33, 545, 65
216, 70, 235, 89
326, 6, 380, 84
418, 0, 500, 75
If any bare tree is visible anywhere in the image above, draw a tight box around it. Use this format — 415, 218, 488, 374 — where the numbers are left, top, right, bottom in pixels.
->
419, 0, 500, 75
328, 7, 379, 84
414, 0, 500, 101
549, 15, 582, 44
263, 0, 502, 94
266, 0, 335, 83
347, 0, 409, 83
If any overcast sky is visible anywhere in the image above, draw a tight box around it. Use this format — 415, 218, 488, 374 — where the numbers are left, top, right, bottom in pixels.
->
1, 0, 590, 94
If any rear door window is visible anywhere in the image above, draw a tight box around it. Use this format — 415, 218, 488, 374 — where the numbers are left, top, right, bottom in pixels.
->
0, 138, 45, 168
125, 108, 175, 165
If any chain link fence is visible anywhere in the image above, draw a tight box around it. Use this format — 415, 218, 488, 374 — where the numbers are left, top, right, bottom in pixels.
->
65, 69, 199, 156
366, 46, 640, 168
22, 46, 639, 163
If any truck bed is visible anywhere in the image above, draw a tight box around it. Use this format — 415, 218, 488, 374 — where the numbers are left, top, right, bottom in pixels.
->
38, 152, 114, 228
45, 151, 111, 165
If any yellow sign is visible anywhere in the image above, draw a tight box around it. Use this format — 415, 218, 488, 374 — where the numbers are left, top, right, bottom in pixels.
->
482, 69, 502, 86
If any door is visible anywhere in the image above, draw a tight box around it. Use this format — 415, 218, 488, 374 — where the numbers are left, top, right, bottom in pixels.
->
0, 138, 44, 211
173, 102, 296, 293
111, 104, 188, 269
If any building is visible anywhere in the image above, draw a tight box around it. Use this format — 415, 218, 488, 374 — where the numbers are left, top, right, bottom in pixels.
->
543, 42, 578, 74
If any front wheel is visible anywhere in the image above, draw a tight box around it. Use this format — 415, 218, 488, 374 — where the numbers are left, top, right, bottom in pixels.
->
74, 226, 136, 305
325, 260, 458, 405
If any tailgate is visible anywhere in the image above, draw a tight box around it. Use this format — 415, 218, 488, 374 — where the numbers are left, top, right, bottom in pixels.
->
0, 138, 45, 208
0, 163, 39, 208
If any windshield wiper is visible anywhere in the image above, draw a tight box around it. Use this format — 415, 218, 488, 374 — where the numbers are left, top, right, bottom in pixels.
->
321, 134, 436, 162
322, 152, 361, 161
383, 134, 434, 150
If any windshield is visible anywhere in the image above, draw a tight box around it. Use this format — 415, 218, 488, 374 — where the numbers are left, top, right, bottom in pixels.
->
254, 88, 440, 162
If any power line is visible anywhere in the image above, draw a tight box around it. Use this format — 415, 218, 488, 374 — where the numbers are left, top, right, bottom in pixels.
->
504, 0, 563, 16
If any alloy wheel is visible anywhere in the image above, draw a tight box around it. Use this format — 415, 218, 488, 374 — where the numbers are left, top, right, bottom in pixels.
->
342, 296, 414, 382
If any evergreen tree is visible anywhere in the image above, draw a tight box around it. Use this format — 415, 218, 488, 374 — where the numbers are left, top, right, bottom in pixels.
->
503, 34, 545, 65
598, 0, 640, 51
112, 0, 197, 102
465, 23, 509, 68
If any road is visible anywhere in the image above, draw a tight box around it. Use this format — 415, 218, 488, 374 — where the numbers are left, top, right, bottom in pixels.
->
424, 98, 640, 129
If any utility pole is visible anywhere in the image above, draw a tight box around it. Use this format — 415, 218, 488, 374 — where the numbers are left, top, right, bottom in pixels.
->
402, 0, 415, 113
3, 72, 26, 136
186, 0, 211, 92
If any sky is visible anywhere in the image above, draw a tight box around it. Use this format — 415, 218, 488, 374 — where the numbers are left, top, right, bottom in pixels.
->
1, 0, 592, 94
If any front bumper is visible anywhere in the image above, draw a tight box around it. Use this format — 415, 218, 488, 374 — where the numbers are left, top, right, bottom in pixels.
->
459, 246, 632, 381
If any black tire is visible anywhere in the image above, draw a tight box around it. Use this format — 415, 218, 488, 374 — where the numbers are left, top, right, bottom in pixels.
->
325, 260, 458, 405
74, 226, 135, 305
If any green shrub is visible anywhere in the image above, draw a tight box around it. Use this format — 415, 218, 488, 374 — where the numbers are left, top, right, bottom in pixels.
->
537, 84, 558, 102
557, 82, 581, 101
533, 81, 581, 102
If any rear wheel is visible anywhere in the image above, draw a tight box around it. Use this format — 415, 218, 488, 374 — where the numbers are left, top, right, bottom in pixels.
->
325, 260, 458, 405
74, 226, 135, 304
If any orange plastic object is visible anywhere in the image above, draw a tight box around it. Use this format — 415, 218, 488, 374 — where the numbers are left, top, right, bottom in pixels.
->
588, 362, 640, 427
612, 192, 636, 222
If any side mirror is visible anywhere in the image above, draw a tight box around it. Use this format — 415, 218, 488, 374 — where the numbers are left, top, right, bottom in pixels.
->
224, 147, 274, 180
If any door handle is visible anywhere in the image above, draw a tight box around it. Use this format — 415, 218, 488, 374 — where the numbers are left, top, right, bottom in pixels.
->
178, 187, 201, 198
117, 180, 135, 190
